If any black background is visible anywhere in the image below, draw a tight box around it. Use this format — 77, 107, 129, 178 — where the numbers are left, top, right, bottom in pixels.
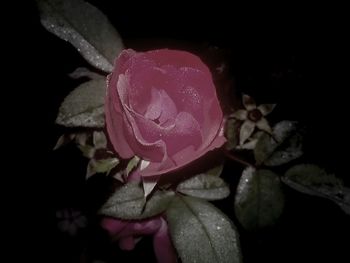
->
18, 1, 343, 262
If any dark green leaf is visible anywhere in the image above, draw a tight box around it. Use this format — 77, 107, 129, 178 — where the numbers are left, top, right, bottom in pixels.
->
100, 182, 175, 219
283, 164, 349, 215
86, 157, 119, 178
225, 118, 239, 150
235, 167, 284, 230
206, 164, 224, 177
36, 0, 123, 72
254, 121, 303, 166
93, 131, 107, 149
166, 196, 242, 263
177, 174, 229, 201
78, 145, 95, 158
56, 79, 105, 127
53, 133, 76, 150
126, 156, 140, 177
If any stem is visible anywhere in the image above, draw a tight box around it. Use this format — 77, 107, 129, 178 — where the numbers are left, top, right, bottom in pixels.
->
224, 150, 255, 168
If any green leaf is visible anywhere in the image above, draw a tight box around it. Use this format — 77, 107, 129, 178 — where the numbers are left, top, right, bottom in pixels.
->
235, 167, 284, 230
177, 174, 229, 201
56, 79, 106, 127
100, 182, 175, 219
53, 133, 76, 150
69, 67, 104, 80
78, 145, 95, 158
36, 0, 123, 72
254, 121, 303, 166
126, 156, 140, 177
206, 164, 224, 177
166, 196, 242, 263
75, 132, 89, 146
86, 157, 119, 179
283, 164, 349, 215
93, 131, 107, 149
225, 118, 239, 150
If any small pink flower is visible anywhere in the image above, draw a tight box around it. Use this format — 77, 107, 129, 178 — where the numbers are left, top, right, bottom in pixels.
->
101, 217, 177, 263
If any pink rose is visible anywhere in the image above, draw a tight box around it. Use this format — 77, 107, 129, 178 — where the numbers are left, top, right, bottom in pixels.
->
106, 49, 225, 178
101, 217, 177, 263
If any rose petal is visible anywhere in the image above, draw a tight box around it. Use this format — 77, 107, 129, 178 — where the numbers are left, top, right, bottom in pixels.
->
143, 49, 210, 74
106, 74, 134, 159
114, 49, 137, 75
153, 218, 177, 263
101, 218, 128, 236
240, 120, 256, 145
144, 88, 178, 126
117, 75, 169, 162
199, 98, 224, 150
117, 219, 162, 238
127, 108, 202, 157
144, 88, 163, 121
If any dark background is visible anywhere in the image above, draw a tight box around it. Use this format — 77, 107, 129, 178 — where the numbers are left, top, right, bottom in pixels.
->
18, 1, 343, 262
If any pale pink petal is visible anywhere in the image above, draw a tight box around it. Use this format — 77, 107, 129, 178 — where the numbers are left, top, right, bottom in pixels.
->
117, 75, 169, 162
231, 109, 248, 120
240, 120, 256, 145
199, 98, 224, 151
141, 133, 225, 178
144, 88, 163, 120
256, 118, 272, 133
257, 104, 276, 116
171, 145, 195, 166
106, 74, 134, 159
242, 94, 256, 110
153, 218, 177, 263
143, 49, 210, 74
158, 90, 178, 125
113, 49, 137, 75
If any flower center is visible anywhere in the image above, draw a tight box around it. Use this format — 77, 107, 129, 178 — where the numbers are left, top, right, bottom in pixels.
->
248, 109, 262, 122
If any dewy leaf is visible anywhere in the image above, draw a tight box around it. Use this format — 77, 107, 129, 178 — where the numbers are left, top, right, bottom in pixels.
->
78, 145, 95, 159
93, 131, 107, 149
234, 167, 284, 230
100, 182, 175, 220
166, 196, 242, 263
86, 158, 119, 179
254, 121, 303, 166
283, 164, 349, 215
206, 164, 224, 177
53, 133, 76, 150
69, 67, 104, 80
56, 79, 106, 127
126, 156, 140, 177
36, 0, 124, 72
177, 174, 230, 201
